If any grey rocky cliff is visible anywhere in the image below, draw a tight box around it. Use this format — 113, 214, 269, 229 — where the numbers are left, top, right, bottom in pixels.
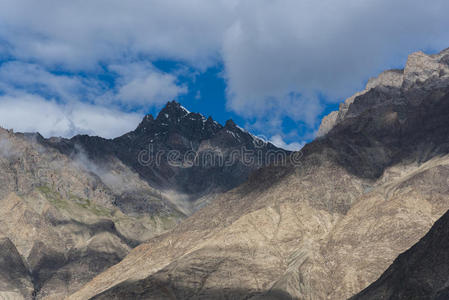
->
317, 47, 449, 137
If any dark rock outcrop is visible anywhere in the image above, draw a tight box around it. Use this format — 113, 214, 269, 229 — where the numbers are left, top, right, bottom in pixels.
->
47, 100, 285, 214
0, 236, 34, 299
351, 209, 449, 300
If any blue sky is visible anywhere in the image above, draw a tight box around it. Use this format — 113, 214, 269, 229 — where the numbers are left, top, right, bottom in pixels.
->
0, 0, 449, 150
151, 61, 339, 148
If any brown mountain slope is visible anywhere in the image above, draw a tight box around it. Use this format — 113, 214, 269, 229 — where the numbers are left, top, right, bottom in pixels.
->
0, 102, 286, 299
69, 48, 449, 299
0, 128, 180, 299
69, 155, 449, 300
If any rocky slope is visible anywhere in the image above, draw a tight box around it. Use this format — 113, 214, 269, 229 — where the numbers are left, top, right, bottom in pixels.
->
317, 47, 449, 136
49, 101, 283, 215
0, 128, 179, 300
67, 47, 449, 300
0, 104, 282, 299
351, 208, 449, 300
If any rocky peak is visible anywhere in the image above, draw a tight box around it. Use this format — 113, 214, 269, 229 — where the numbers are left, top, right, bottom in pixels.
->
134, 101, 210, 140
225, 119, 237, 128
134, 103, 251, 143
133, 101, 250, 144
45, 101, 285, 205
220, 119, 269, 148
155, 100, 190, 124
135, 114, 155, 133
317, 47, 449, 137
224, 119, 250, 136
402, 49, 449, 89
203, 116, 223, 137
366, 69, 404, 90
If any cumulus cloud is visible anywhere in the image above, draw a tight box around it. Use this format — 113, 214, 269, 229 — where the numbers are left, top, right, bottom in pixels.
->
0, 0, 234, 69
0, 61, 103, 102
110, 63, 187, 106
0, 93, 142, 138
0, 61, 188, 137
1, 0, 449, 139
0, 61, 187, 108
222, 0, 449, 127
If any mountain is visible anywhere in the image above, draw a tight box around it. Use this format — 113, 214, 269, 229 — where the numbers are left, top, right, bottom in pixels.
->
48, 100, 284, 215
0, 128, 162, 300
66, 47, 449, 300
0, 104, 285, 299
351, 208, 449, 300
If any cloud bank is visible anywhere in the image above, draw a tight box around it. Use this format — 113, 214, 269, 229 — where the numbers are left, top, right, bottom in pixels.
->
0, 0, 449, 139
0, 93, 141, 138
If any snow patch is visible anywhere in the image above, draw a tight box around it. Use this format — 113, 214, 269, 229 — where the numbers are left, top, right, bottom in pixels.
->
180, 105, 190, 114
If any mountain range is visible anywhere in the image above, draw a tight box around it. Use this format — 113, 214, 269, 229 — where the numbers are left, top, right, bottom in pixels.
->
0, 102, 285, 299
1, 47, 449, 299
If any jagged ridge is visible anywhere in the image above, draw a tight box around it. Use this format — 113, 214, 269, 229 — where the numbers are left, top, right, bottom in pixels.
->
68, 47, 449, 300
318, 47, 449, 136
48, 100, 284, 215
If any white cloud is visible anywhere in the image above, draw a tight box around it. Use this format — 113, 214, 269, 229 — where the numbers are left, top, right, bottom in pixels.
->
110, 63, 187, 106
0, 0, 235, 69
269, 135, 304, 151
0, 61, 188, 108
67, 103, 143, 138
0, 61, 103, 102
0, 62, 188, 138
222, 0, 449, 127
1, 0, 449, 139
0, 93, 142, 138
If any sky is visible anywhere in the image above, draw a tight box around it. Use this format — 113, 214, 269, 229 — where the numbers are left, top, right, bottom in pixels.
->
0, 1, 449, 151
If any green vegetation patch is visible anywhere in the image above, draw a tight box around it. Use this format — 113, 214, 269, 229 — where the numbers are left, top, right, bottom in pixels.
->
37, 185, 113, 217
37, 185, 69, 209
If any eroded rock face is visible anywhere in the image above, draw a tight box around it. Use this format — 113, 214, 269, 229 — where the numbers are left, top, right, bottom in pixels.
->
0, 129, 179, 299
317, 47, 449, 137
0, 103, 285, 299
68, 47, 449, 300
366, 69, 404, 90
403, 49, 449, 89
316, 110, 338, 138
47, 101, 285, 215
72, 156, 449, 300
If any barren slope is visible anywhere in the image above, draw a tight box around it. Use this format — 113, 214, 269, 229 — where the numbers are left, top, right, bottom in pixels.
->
0, 129, 179, 299
68, 47, 449, 300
